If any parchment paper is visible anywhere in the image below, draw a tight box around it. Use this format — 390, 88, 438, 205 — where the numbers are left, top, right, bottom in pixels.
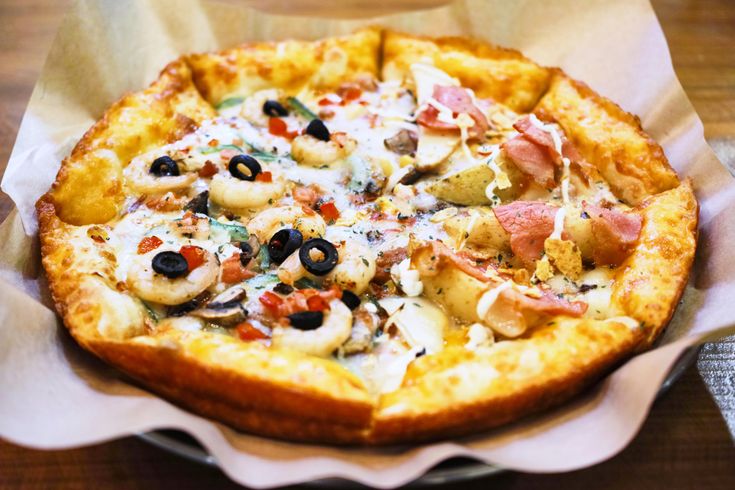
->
1, 0, 734, 487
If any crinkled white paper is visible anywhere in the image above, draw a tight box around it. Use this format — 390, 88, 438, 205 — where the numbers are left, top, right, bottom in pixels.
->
1, 0, 734, 487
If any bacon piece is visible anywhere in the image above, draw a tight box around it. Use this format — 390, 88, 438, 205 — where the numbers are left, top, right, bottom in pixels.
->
416, 85, 489, 140
292, 184, 321, 208
373, 247, 408, 284
493, 201, 557, 266
583, 203, 643, 266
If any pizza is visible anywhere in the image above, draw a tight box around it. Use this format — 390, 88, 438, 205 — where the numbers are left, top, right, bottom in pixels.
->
36, 28, 698, 444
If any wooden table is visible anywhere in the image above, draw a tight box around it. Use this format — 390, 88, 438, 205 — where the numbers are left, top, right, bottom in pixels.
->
1, 0, 733, 488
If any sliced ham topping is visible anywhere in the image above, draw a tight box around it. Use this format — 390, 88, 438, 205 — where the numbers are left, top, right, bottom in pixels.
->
416, 85, 489, 140
583, 203, 643, 266
412, 241, 586, 321
493, 201, 557, 266
413, 240, 491, 283
504, 288, 587, 318
502, 116, 558, 187
502, 115, 593, 187
502, 136, 556, 187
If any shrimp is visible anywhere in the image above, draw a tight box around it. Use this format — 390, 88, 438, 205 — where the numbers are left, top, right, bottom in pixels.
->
271, 299, 353, 357
277, 250, 309, 285
290, 132, 357, 166
124, 155, 197, 194
247, 205, 326, 242
240, 88, 281, 127
325, 240, 376, 294
126, 248, 219, 305
209, 173, 287, 210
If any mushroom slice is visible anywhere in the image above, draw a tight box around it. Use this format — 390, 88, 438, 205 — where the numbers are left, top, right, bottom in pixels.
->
210, 285, 247, 304
189, 285, 248, 326
384, 129, 418, 155
190, 301, 248, 327
340, 307, 379, 354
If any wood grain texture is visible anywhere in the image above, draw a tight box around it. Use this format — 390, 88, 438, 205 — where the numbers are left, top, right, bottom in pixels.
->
0, 0, 733, 488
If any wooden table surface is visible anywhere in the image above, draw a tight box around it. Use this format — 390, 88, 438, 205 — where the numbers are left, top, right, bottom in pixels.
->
1, 0, 733, 488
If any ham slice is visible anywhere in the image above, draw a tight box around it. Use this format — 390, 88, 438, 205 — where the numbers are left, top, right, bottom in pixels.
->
413, 241, 586, 322
506, 288, 587, 317
502, 116, 558, 187
502, 115, 594, 187
416, 85, 489, 140
584, 203, 643, 266
493, 201, 557, 266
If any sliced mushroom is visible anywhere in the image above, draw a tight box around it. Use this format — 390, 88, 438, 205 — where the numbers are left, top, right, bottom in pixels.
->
184, 191, 209, 215
384, 129, 418, 155
340, 307, 379, 354
398, 166, 423, 186
190, 301, 248, 326
210, 285, 247, 305
167, 291, 211, 317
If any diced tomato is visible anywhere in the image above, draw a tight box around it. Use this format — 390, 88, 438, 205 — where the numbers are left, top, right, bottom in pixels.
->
259, 291, 284, 314
255, 171, 273, 183
337, 85, 362, 103
235, 322, 269, 341
198, 160, 218, 178
179, 245, 206, 271
221, 253, 255, 283
208, 139, 219, 147
318, 201, 340, 222
268, 117, 298, 139
137, 236, 163, 254
306, 295, 329, 312
318, 98, 333, 106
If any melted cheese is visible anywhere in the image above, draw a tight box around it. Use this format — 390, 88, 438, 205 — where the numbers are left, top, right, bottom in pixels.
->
476, 281, 512, 320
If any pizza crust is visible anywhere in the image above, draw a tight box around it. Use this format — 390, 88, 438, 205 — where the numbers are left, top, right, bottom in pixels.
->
50, 60, 216, 225
36, 29, 698, 445
535, 71, 680, 206
187, 28, 382, 105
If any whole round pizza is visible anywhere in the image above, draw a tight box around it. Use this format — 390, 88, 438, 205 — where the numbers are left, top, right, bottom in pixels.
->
37, 28, 698, 444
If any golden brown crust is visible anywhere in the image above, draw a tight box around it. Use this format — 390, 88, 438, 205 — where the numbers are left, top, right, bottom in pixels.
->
36, 28, 698, 446
371, 317, 639, 443
613, 182, 699, 348
382, 30, 551, 113
187, 28, 382, 105
48, 60, 216, 225
535, 71, 681, 205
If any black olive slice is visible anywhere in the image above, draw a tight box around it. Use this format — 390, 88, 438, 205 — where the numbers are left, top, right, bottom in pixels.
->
305, 119, 330, 142
228, 154, 261, 181
239, 241, 255, 267
340, 290, 360, 310
268, 228, 303, 264
149, 156, 180, 177
184, 190, 209, 215
287, 311, 324, 330
273, 282, 294, 295
263, 100, 289, 117
152, 251, 189, 279
298, 238, 338, 276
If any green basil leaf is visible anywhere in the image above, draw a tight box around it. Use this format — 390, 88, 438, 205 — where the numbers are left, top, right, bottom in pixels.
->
287, 96, 317, 120
215, 97, 245, 110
